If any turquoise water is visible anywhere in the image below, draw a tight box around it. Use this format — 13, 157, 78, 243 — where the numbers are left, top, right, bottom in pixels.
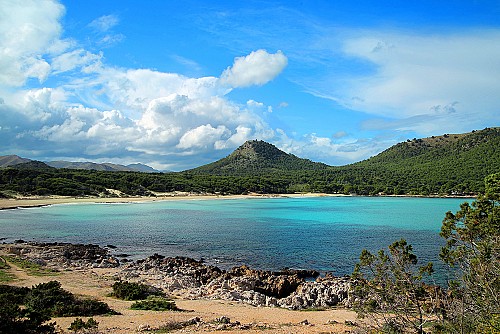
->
0, 197, 468, 277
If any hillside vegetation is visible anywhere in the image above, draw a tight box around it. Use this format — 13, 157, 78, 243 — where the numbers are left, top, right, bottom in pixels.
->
0, 128, 498, 197
338, 127, 500, 194
190, 140, 328, 175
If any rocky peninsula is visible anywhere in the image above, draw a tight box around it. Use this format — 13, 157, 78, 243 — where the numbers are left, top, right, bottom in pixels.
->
2, 241, 353, 311
0, 241, 359, 333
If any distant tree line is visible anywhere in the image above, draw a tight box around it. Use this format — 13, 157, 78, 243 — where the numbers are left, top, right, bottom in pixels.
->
0, 164, 491, 198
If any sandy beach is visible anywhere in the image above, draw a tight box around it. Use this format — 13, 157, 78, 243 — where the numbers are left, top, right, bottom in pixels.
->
0, 192, 346, 210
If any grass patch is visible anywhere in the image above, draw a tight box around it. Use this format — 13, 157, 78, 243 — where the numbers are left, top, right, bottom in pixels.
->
0, 257, 15, 282
130, 296, 180, 311
299, 307, 328, 312
0, 270, 15, 282
3, 255, 59, 276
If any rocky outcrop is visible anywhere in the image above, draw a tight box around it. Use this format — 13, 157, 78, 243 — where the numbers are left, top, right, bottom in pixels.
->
224, 265, 308, 298
1, 241, 120, 269
119, 259, 351, 309
278, 276, 352, 309
1, 242, 352, 310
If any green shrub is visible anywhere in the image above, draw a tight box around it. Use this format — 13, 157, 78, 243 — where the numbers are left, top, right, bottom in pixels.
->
111, 281, 163, 300
25, 281, 117, 317
0, 292, 55, 334
0, 281, 114, 333
68, 317, 99, 332
130, 296, 179, 311
0, 284, 30, 304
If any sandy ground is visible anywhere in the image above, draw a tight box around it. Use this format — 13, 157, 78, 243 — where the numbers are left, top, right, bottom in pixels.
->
1, 255, 358, 333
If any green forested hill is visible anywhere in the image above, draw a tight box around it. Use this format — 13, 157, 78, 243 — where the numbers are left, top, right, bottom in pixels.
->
189, 140, 328, 175
0, 128, 498, 197
336, 127, 500, 194
186, 128, 500, 195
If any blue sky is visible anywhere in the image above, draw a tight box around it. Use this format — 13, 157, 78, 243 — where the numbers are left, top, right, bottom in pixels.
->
1, 0, 499, 170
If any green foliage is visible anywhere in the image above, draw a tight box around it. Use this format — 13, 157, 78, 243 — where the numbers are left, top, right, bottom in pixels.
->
352, 173, 500, 333
130, 296, 179, 311
111, 280, 164, 301
352, 239, 439, 334
439, 172, 500, 333
26, 281, 116, 317
0, 284, 55, 334
68, 317, 99, 332
0, 281, 115, 334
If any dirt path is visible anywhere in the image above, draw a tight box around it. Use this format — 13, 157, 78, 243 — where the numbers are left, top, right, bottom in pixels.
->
1, 255, 358, 333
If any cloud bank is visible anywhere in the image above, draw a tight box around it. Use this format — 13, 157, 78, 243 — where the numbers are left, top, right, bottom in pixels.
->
311, 29, 500, 134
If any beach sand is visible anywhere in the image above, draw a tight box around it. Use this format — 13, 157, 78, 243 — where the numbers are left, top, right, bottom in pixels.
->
2, 254, 357, 333
0, 192, 345, 210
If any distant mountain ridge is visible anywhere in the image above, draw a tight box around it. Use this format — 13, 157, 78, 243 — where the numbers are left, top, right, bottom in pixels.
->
189, 140, 328, 175
359, 129, 496, 164
0, 156, 159, 173
46, 161, 158, 173
187, 128, 500, 195
0, 155, 31, 167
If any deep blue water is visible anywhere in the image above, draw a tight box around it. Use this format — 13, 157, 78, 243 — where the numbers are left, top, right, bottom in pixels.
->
0, 196, 468, 277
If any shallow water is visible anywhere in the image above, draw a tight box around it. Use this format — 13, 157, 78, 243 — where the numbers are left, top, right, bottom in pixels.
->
0, 196, 468, 278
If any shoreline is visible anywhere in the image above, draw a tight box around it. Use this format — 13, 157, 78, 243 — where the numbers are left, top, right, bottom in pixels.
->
0, 192, 347, 210
0, 192, 473, 210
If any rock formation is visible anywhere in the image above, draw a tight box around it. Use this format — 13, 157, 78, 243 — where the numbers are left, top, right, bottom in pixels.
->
1, 241, 353, 310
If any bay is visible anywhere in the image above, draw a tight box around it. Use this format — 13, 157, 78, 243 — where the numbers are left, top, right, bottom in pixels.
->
0, 196, 468, 277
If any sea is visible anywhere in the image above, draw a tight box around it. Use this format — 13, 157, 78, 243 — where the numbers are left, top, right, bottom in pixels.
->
0, 196, 468, 279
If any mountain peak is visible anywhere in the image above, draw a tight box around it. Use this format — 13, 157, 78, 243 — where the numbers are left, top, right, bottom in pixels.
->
189, 140, 327, 175
231, 140, 288, 161
0, 155, 32, 167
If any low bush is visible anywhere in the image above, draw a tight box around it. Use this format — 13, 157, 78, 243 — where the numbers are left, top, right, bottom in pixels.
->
0, 281, 116, 334
0, 288, 55, 333
111, 280, 163, 300
26, 281, 117, 317
0, 284, 30, 304
130, 296, 179, 311
68, 317, 99, 332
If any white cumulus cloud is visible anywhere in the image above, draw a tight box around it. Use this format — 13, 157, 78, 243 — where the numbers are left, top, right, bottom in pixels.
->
177, 124, 230, 150
220, 49, 288, 88
0, 0, 65, 86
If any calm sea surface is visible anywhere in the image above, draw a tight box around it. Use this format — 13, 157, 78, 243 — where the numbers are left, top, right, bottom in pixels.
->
0, 197, 468, 277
